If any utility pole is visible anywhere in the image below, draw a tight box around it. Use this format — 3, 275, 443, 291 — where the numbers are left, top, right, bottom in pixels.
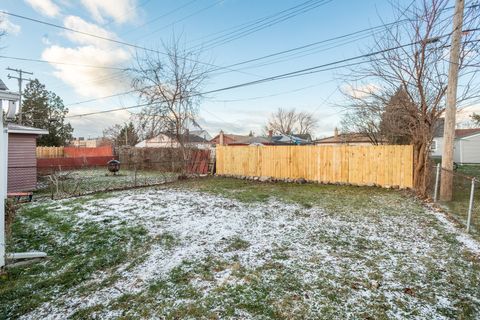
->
6, 67, 33, 125
440, 0, 464, 201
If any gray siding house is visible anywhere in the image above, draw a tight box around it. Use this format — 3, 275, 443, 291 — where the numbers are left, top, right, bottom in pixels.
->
7, 124, 48, 193
431, 126, 480, 164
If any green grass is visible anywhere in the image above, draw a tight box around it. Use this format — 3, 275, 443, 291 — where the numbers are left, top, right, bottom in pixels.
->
457, 164, 480, 179
36, 168, 178, 199
176, 176, 398, 212
437, 165, 480, 239
0, 198, 151, 319
3, 177, 480, 319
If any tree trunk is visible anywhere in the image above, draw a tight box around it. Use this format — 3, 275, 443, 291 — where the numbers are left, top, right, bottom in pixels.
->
413, 140, 432, 197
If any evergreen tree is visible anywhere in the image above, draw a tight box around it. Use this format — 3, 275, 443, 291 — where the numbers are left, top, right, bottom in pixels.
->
472, 113, 480, 126
22, 79, 73, 146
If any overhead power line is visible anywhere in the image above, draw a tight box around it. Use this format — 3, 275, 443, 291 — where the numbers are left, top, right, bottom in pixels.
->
62, 17, 410, 107
66, 32, 480, 119
190, 0, 332, 51
0, 10, 256, 77
121, 0, 199, 37
135, 0, 220, 41
0, 55, 128, 70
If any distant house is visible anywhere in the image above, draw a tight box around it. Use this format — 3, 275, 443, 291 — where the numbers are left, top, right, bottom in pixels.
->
7, 124, 48, 193
431, 121, 480, 164
211, 130, 312, 146
189, 130, 212, 142
270, 133, 312, 145
135, 132, 211, 149
315, 128, 383, 146
70, 137, 108, 148
210, 131, 256, 145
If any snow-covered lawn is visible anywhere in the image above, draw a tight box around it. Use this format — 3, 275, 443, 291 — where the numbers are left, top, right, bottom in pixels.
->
2, 178, 480, 319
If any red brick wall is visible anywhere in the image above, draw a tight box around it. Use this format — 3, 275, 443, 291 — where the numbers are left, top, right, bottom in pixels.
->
8, 133, 38, 192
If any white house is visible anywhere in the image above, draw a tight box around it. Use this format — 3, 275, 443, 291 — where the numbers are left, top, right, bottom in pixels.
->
431, 127, 480, 164
135, 132, 211, 149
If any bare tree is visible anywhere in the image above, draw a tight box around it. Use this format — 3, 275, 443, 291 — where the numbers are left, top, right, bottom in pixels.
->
130, 37, 208, 165
266, 108, 317, 136
342, 0, 480, 195
296, 111, 318, 136
340, 92, 385, 145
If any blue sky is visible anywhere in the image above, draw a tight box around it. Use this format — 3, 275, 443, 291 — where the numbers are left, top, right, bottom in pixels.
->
1, 0, 476, 139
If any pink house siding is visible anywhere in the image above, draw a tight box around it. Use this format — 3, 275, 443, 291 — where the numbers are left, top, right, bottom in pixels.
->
8, 133, 38, 192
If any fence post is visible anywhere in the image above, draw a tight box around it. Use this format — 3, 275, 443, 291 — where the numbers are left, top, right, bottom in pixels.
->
466, 178, 475, 233
434, 163, 441, 202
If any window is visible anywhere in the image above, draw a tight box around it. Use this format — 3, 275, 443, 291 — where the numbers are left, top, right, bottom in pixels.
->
431, 140, 437, 151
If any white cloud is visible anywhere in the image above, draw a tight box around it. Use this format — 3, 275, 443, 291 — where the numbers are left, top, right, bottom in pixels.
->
343, 83, 380, 99
24, 0, 60, 17
41, 15, 132, 98
42, 45, 131, 97
0, 12, 21, 35
63, 15, 119, 48
80, 0, 138, 24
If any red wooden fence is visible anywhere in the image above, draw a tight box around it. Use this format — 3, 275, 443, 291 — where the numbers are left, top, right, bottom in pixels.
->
187, 150, 210, 174
37, 156, 117, 172
64, 146, 113, 157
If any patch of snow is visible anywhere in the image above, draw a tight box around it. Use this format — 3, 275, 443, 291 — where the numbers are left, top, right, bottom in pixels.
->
428, 204, 480, 255
19, 188, 480, 319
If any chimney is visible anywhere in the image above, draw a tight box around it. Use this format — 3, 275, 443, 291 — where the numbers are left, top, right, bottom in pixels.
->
334, 127, 339, 138
219, 130, 224, 146
268, 130, 273, 138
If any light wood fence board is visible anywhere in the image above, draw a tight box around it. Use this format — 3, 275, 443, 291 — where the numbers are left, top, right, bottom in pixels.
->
36, 147, 64, 158
216, 145, 413, 188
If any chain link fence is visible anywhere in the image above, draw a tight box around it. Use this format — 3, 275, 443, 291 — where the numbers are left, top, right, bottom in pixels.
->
36, 158, 211, 200
429, 163, 480, 237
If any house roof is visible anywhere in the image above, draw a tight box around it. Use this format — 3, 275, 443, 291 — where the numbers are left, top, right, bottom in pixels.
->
270, 134, 312, 145
210, 133, 252, 144
0, 79, 8, 91
189, 130, 212, 141
160, 132, 210, 143
185, 134, 210, 143
455, 128, 480, 139
434, 118, 480, 139
292, 134, 312, 141
315, 133, 378, 144
7, 124, 48, 135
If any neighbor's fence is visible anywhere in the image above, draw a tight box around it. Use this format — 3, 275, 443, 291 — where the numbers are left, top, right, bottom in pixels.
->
118, 147, 212, 174
37, 152, 212, 199
216, 145, 414, 188
37, 156, 117, 174
36, 146, 64, 158
36, 146, 113, 158
430, 164, 480, 235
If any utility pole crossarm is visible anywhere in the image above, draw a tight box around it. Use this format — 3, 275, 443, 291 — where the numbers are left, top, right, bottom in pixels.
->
6, 67, 34, 125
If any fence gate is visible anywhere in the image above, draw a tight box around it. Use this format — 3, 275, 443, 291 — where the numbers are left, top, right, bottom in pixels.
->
187, 150, 211, 174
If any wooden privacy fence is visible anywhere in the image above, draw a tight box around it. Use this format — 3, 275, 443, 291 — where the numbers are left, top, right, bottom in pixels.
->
36, 146, 64, 158
216, 145, 414, 188
36, 146, 114, 158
